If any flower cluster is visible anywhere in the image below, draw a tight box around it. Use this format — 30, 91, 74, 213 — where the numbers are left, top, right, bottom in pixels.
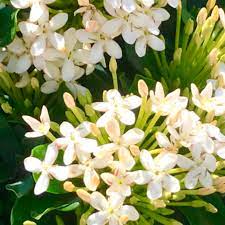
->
0, 0, 177, 94
23, 77, 225, 225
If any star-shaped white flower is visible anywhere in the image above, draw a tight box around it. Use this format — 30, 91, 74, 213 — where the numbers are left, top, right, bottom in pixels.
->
101, 168, 136, 197
57, 121, 98, 165
150, 82, 188, 116
23, 105, 50, 138
87, 192, 139, 225
134, 150, 179, 200
24, 143, 69, 195
177, 145, 217, 189
92, 90, 141, 127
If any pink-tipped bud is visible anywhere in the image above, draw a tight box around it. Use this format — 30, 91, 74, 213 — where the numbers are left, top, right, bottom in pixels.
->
130, 145, 140, 157
63, 92, 76, 109
138, 79, 149, 97
76, 189, 91, 203
63, 181, 76, 192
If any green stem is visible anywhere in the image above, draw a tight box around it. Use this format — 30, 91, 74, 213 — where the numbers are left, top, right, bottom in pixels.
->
112, 72, 118, 90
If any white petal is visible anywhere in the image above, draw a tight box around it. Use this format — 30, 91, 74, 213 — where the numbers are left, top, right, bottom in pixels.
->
177, 155, 194, 170
148, 35, 165, 51
155, 152, 177, 171
29, 2, 45, 22
202, 154, 216, 172
11, 0, 30, 8
87, 212, 108, 225
63, 142, 76, 165
124, 95, 142, 109
76, 122, 91, 137
199, 171, 212, 188
44, 61, 60, 79
147, 180, 162, 200
44, 143, 58, 165
16, 54, 31, 73
84, 168, 100, 191
64, 28, 77, 52
25, 131, 43, 138
185, 168, 201, 189
135, 36, 147, 57
89, 41, 104, 64
15, 72, 30, 88
34, 173, 49, 195
117, 109, 135, 125
105, 118, 121, 143
118, 147, 135, 170
121, 128, 144, 146
96, 111, 114, 127
60, 122, 75, 137
49, 13, 68, 31
168, 0, 179, 8
19, 22, 41, 36
108, 193, 125, 209
140, 149, 155, 171
101, 18, 123, 37
48, 32, 65, 51
62, 58, 75, 82
120, 205, 139, 221
122, 23, 139, 45
31, 35, 46, 56
156, 132, 171, 148
22, 116, 41, 131
122, 0, 136, 12
162, 174, 180, 193
24, 157, 42, 172
90, 192, 108, 211
133, 170, 153, 185
40, 105, 50, 124
49, 166, 69, 181
92, 102, 111, 112
41, 81, 59, 94
104, 40, 122, 59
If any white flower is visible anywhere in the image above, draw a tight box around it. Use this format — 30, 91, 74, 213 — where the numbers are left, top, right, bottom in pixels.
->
96, 118, 144, 170
166, 0, 179, 8
104, 0, 136, 13
177, 146, 216, 189
11, 0, 55, 22
134, 150, 179, 200
22, 105, 50, 138
2, 36, 32, 74
101, 168, 136, 197
24, 143, 69, 195
57, 121, 98, 165
87, 192, 139, 225
92, 89, 141, 127
150, 82, 188, 116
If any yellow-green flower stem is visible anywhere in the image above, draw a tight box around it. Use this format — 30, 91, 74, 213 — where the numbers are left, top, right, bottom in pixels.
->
80, 207, 95, 225
100, 128, 109, 143
153, 51, 164, 75
46, 131, 56, 142
135, 97, 147, 128
112, 71, 118, 90
71, 107, 86, 123
55, 215, 65, 225
175, 0, 182, 50
168, 168, 187, 175
144, 112, 161, 136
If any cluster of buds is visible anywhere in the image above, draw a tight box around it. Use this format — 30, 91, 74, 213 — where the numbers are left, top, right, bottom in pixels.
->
23, 73, 225, 224
0, 0, 178, 95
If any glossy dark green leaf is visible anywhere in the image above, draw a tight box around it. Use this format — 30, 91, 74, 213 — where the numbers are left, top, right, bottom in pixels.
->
0, 112, 20, 183
11, 192, 80, 225
6, 176, 34, 198
31, 145, 66, 194
0, 6, 18, 47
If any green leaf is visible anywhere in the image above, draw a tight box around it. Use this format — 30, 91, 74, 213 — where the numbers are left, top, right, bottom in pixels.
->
11, 192, 80, 225
6, 176, 34, 198
0, 6, 18, 47
31, 145, 66, 194
0, 112, 20, 183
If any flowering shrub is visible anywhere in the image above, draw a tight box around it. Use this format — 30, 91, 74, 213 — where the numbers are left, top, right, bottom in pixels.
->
1, 0, 225, 225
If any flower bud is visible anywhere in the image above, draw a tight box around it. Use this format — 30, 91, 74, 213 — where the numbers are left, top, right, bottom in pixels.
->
33, 107, 40, 118
206, 0, 216, 12
50, 122, 60, 133
138, 79, 149, 97
191, 200, 206, 208
77, 89, 92, 107
197, 8, 208, 25
1, 102, 12, 114
31, 77, 39, 89
170, 220, 183, 225
63, 92, 76, 109
23, 221, 37, 225
76, 189, 91, 203
90, 123, 101, 137
24, 99, 32, 108
209, 48, 218, 66
109, 57, 117, 75
197, 187, 216, 195
172, 193, 186, 201
65, 111, 79, 125
63, 181, 76, 192
130, 145, 140, 157
211, 6, 219, 22
205, 203, 218, 213
173, 48, 182, 64
184, 19, 194, 35
85, 104, 95, 117
219, 8, 225, 28
78, 0, 89, 6
152, 199, 166, 208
